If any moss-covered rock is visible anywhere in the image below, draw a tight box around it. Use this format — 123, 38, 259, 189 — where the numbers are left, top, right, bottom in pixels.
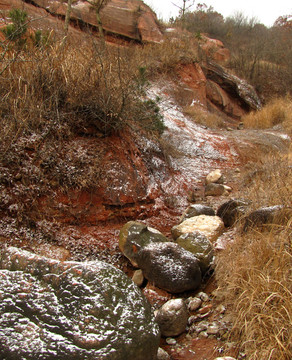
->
175, 231, 214, 274
119, 221, 168, 267
0, 246, 160, 360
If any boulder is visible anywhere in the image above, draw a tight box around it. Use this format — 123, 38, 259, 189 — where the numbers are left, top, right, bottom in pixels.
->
180, 204, 215, 223
204, 183, 226, 196
30, 0, 164, 42
172, 215, 224, 242
175, 231, 214, 274
243, 205, 292, 231
119, 221, 169, 267
217, 198, 250, 227
155, 299, 188, 337
0, 246, 160, 360
137, 242, 201, 293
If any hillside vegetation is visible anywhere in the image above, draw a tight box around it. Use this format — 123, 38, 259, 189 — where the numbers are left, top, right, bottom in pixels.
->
0, 4, 291, 360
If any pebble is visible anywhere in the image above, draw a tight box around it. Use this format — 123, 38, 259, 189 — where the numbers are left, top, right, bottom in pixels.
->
197, 291, 209, 302
166, 337, 177, 345
132, 269, 144, 287
216, 304, 226, 314
214, 357, 237, 360
157, 347, 171, 360
198, 304, 213, 314
207, 323, 220, 335
188, 297, 202, 311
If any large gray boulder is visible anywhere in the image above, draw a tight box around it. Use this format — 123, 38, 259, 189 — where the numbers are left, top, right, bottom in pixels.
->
0, 246, 160, 360
137, 242, 202, 293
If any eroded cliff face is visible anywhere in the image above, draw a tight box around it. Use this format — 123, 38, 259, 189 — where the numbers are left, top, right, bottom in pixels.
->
0, 0, 278, 255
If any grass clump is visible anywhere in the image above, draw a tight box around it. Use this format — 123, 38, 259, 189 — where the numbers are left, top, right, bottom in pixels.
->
184, 105, 226, 128
242, 97, 292, 134
216, 152, 292, 360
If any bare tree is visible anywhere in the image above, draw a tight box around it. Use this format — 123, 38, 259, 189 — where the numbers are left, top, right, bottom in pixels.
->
172, 0, 195, 28
64, 0, 73, 37
85, 0, 110, 45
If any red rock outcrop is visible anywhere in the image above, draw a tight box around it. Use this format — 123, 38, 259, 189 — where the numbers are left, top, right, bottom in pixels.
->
200, 36, 230, 64
25, 0, 163, 42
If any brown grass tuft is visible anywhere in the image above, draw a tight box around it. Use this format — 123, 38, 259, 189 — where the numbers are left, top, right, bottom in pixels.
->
184, 105, 226, 128
243, 97, 292, 135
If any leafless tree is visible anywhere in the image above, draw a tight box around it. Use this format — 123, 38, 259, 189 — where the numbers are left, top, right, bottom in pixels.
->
85, 0, 110, 45
172, 0, 195, 28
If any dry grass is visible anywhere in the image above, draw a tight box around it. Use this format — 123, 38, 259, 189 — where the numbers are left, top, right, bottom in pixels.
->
243, 97, 292, 135
184, 105, 226, 128
216, 151, 292, 360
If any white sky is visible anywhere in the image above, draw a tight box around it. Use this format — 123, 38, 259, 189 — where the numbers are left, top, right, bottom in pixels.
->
143, 0, 292, 27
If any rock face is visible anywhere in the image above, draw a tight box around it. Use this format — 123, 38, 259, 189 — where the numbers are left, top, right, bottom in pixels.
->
203, 60, 262, 113
171, 215, 224, 243
119, 221, 169, 267
137, 242, 202, 293
30, 0, 163, 42
0, 247, 160, 360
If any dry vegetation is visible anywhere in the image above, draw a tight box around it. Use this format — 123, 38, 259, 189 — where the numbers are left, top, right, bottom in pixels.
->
242, 97, 292, 135
184, 105, 226, 129
216, 152, 292, 360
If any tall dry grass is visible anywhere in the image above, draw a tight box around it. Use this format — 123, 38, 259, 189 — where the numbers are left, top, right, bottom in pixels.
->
216, 152, 292, 360
242, 97, 292, 135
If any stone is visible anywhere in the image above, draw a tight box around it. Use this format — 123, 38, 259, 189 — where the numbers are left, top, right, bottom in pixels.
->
207, 323, 220, 335
197, 291, 209, 302
132, 269, 144, 287
187, 297, 202, 312
175, 231, 214, 274
119, 221, 168, 267
214, 357, 237, 360
206, 169, 223, 184
171, 215, 224, 243
243, 205, 292, 231
137, 242, 202, 293
165, 337, 177, 345
180, 204, 215, 223
155, 299, 188, 337
205, 183, 226, 196
217, 198, 250, 227
0, 247, 160, 360
157, 347, 171, 360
